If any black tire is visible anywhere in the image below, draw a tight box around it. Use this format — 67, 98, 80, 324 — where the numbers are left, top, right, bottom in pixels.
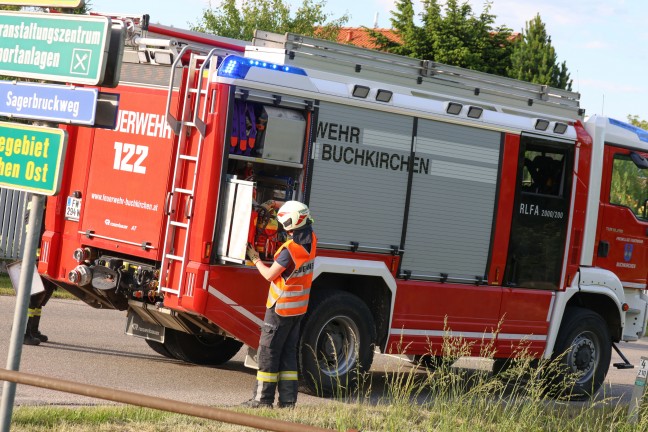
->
550, 307, 611, 400
413, 354, 443, 370
163, 328, 243, 365
145, 339, 175, 359
299, 290, 376, 397
492, 358, 512, 376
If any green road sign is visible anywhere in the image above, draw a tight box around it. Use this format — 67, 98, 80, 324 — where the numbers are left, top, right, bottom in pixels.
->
0, 121, 67, 195
0, 11, 110, 85
0, 1, 83, 7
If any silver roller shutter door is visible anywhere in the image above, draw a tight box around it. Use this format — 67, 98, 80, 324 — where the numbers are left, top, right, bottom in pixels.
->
402, 119, 501, 280
309, 102, 412, 252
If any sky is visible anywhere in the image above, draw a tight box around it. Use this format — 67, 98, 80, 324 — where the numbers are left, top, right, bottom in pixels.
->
91, 0, 648, 123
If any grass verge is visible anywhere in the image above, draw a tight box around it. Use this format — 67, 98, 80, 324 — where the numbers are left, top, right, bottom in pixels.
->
7, 336, 648, 432
7, 396, 648, 432
0, 273, 75, 299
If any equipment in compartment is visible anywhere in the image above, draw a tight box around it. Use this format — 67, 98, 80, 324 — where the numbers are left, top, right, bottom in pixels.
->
230, 101, 305, 163
255, 173, 295, 202
230, 100, 258, 156
216, 178, 255, 264
224, 99, 306, 263
251, 203, 284, 260
251, 174, 294, 259
221, 165, 298, 263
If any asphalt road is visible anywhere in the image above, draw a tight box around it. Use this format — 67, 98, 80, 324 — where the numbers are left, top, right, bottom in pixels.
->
0, 296, 646, 407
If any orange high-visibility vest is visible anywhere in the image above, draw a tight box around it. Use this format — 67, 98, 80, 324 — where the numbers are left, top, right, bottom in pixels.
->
266, 233, 317, 317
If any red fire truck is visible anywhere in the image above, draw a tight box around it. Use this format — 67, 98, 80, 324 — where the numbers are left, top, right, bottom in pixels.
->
35, 16, 648, 399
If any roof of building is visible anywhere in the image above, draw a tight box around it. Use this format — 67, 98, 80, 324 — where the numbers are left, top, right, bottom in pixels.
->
333, 27, 519, 49
335, 27, 402, 49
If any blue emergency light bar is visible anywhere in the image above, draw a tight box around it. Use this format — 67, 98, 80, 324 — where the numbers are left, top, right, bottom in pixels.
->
217, 55, 308, 79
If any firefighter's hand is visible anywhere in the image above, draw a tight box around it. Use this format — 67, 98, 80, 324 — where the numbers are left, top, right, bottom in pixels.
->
246, 244, 260, 264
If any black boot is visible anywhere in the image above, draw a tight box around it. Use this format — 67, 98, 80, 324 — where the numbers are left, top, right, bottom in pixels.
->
24, 317, 41, 346
240, 399, 273, 409
32, 313, 48, 342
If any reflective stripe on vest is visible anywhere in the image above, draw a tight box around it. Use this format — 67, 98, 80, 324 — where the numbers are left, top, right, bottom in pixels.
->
266, 233, 317, 316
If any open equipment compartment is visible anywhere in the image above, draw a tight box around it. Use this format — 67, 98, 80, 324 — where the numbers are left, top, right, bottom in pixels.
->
215, 96, 310, 264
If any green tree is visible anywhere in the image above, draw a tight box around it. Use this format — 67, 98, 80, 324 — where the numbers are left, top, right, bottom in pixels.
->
628, 115, 648, 130
369, 0, 513, 75
192, 0, 348, 42
368, 0, 419, 57
609, 155, 648, 218
508, 14, 572, 90
609, 116, 648, 218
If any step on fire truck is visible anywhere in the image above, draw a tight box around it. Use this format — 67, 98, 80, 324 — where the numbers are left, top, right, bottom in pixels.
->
35, 14, 648, 399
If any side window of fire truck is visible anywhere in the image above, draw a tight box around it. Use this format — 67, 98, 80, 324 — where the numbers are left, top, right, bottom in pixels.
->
522, 149, 566, 196
609, 154, 648, 219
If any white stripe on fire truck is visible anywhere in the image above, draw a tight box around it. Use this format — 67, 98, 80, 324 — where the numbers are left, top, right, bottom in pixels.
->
497, 334, 547, 341
41, 241, 49, 263
546, 293, 556, 322
389, 329, 547, 342
621, 281, 647, 289
208, 286, 264, 327
186, 273, 195, 297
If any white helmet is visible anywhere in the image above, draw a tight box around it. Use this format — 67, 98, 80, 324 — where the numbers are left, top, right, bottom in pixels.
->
277, 201, 310, 231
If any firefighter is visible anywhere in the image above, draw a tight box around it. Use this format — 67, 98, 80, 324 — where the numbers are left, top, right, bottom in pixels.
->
24, 287, 54, 346
243, 200, 317, 408
22, 194, 55, 346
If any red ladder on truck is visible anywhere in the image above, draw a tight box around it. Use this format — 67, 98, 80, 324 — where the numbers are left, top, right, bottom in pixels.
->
158, 47, 218, 296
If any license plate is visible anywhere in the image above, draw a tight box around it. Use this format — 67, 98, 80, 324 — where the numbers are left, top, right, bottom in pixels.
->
639, 358, 648, 380
126, 311, 165, 343
65, 196, 81, 221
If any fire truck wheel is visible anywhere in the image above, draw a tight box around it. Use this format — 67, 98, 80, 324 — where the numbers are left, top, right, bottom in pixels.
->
298, 290, 376, 397
163, 328, 244, 365
412, 354, 443, 370
550, 307, 611, 400
492, 358, 513, 375
145, 339, 175, 359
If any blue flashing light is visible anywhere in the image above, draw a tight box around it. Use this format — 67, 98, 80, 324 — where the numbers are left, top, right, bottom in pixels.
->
217, 55, 307, 79
609, 118, 648, 143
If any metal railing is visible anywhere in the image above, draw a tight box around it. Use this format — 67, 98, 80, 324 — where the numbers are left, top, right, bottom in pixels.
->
0, 189, 28, 261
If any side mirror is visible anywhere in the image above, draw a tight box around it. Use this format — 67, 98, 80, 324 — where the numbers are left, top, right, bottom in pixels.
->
630, 152, 648, 169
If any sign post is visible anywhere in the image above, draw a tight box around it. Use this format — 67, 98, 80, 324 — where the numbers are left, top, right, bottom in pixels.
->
0, 121, 66, 430
0, 12, 110, 85
628, 356, 648, 424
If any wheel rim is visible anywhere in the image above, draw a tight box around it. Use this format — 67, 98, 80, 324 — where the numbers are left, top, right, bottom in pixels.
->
566, 331, 599, 384
315, 315, 360, 377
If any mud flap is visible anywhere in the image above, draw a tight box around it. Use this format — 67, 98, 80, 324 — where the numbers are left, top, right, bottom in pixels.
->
126, 309, 165, 343
244, 346, 259, 370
